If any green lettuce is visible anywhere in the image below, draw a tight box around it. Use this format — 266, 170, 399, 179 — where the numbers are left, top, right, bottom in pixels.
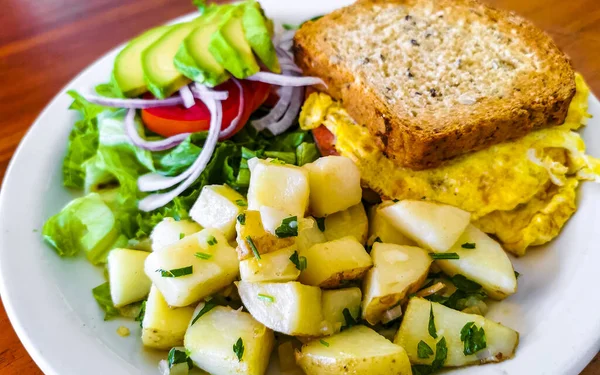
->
92, 282, 120, 320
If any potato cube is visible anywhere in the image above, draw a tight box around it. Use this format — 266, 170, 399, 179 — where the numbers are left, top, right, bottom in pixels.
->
435, 225, 517, 300
235, 211, 295, 260
247, 158, 309, 218
259, 206, 295, 236
237, 281, 324, 336
150, 218, 202, 252
395, 297, 519, 367
107, 248, 151, 307
145, 229, 239, 307
296, 326, 412, 375
323, 203, 368, 244
298, 236, 372, 288
142, 286, 195, 349
362, 243, 431, 325
189, 185, 246, 240
321, 287, 362, 335
380, 200, 471, 252
185, 304, 274, 375
297, 217, 326, 252
367, 204, 414, 246
239, 247, 300, 282
304, 156, 362, 217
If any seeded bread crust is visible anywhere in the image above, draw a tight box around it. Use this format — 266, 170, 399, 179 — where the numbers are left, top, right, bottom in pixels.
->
293, 0, 575, 170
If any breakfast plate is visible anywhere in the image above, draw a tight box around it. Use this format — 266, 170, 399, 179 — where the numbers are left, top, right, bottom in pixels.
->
0, 1, 599, 375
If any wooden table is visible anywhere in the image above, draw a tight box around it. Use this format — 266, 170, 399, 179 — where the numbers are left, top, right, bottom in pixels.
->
0, 0, 598, 373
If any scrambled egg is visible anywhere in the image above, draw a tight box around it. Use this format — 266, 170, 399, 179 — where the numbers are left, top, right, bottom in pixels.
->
299, 74, 599, 256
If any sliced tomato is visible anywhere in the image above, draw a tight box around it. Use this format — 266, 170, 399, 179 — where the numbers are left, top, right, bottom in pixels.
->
312, 125, 339, 156
141, 80, 271, 138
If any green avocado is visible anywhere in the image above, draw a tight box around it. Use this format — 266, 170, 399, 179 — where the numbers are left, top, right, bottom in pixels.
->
141, 18, 204, 99
209, 6, 260, 79
242, 1, 280, 73
111, 25, 172, 98
174, 6, 233, 87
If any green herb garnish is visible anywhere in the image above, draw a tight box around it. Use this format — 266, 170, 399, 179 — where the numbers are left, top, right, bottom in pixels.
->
417, 340, 434, 359
429, 252, 459, 260
450, 274, 482, 292
432, 336, 448, 368
342, 308, 357, 329
156, 266, 193, 278
179, 232, 185, 240
167, 347, 193, 370
246, 236, 261, 260
461, 242, 476, 249
315, 217, 326, 232
207, 235, 218, 246
460, 322, 487, 355
237, 213, 246, 225
257, 293, 275, 302
289, 251, 307, 271
236, 199, 247, 207
233, 337, 244, 361
135, 300, 146, 328
275, 216, 299, 238
319, 339, 330, 347
428, 303, 437, 339
194, 252, 212, 260
191, 302, 217, 326
514, 271, 520, 279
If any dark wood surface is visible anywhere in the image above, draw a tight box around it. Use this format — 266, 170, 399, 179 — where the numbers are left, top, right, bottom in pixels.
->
0, 0, 598, 374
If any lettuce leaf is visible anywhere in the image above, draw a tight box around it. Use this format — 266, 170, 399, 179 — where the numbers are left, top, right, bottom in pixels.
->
92, 282, 120, 320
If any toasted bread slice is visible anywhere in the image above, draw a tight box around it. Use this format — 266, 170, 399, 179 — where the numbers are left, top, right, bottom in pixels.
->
294, 0, 575, 169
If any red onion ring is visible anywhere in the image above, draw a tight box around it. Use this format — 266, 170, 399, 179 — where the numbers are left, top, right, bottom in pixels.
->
219, 78, 244, 139
179, 85, 195, 108
251, 85, 293, 131
266, 86, 304, 135
245, 72, 325, 87
84, 95, 184, 109
124, 109, 190, 152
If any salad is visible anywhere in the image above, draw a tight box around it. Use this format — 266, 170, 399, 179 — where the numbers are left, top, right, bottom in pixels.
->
43, 1, 520, 374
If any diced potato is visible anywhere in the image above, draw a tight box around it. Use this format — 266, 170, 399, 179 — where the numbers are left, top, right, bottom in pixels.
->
247, 158, 309, 218
323, 203, 368, 244
185, 304, 274, 375
142, 286, 195, 349
189, 185, 246, 240
298, 237, 373, 288
145, 229, 239, 307
395, 297, 519, 366
150, 218, 202, 252
236, 211, 295, 260
321, 287, 362, 335
367, 204, 414, 246
297, 217, 326, 252
362, 243, 431, 325
434, 224, 517, 300
259, 206, 295, 236
237, 281, 323, 336
380, 200, 471, 252
239, 247, 300, 282
107, 248, 151, 307
278, 340, 303, 373
304, 156, 362, 217
296, 326, 412, 375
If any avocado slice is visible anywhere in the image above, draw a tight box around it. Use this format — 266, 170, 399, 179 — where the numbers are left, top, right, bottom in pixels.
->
111, 25, 172, 97
142, 18, 204, 99
242, 1, 280, 73
209, 6, 260, 79
174, 6, 233, 87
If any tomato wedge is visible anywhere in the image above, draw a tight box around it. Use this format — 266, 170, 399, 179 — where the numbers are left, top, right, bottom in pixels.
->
141, 80, 271, 138
312, 125, 339, 156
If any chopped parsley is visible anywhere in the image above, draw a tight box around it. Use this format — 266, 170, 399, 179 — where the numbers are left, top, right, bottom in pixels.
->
237, 213, 246, 225
236, 199, 247, 207
246, 236, 261, 260
257, 293, 275, 303
342, 308, 358, 329
461, 242, 476, 249
156, 266, 193, 278
432, 337, 448, 368
319, 339, 330, 347
315, 217, 326, 232
135, 300, 146, 328
207, 235, 218, 246
429, 252, 459, 260
233, 337, 244, 361
428, 303, 437, 338
289, 251, 307, 271
417, 340, 434, 359
179, 232, 185, 240
450, 274, 482, 292
275, 216, 299, 238
167, 348, 193, 370
191, 302, 217, 326
194, 252, 212, 260
460, 322, 487, 355
514, 271, 520, 279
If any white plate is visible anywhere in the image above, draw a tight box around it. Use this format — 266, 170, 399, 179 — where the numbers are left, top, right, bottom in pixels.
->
1, 1, 599, 374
